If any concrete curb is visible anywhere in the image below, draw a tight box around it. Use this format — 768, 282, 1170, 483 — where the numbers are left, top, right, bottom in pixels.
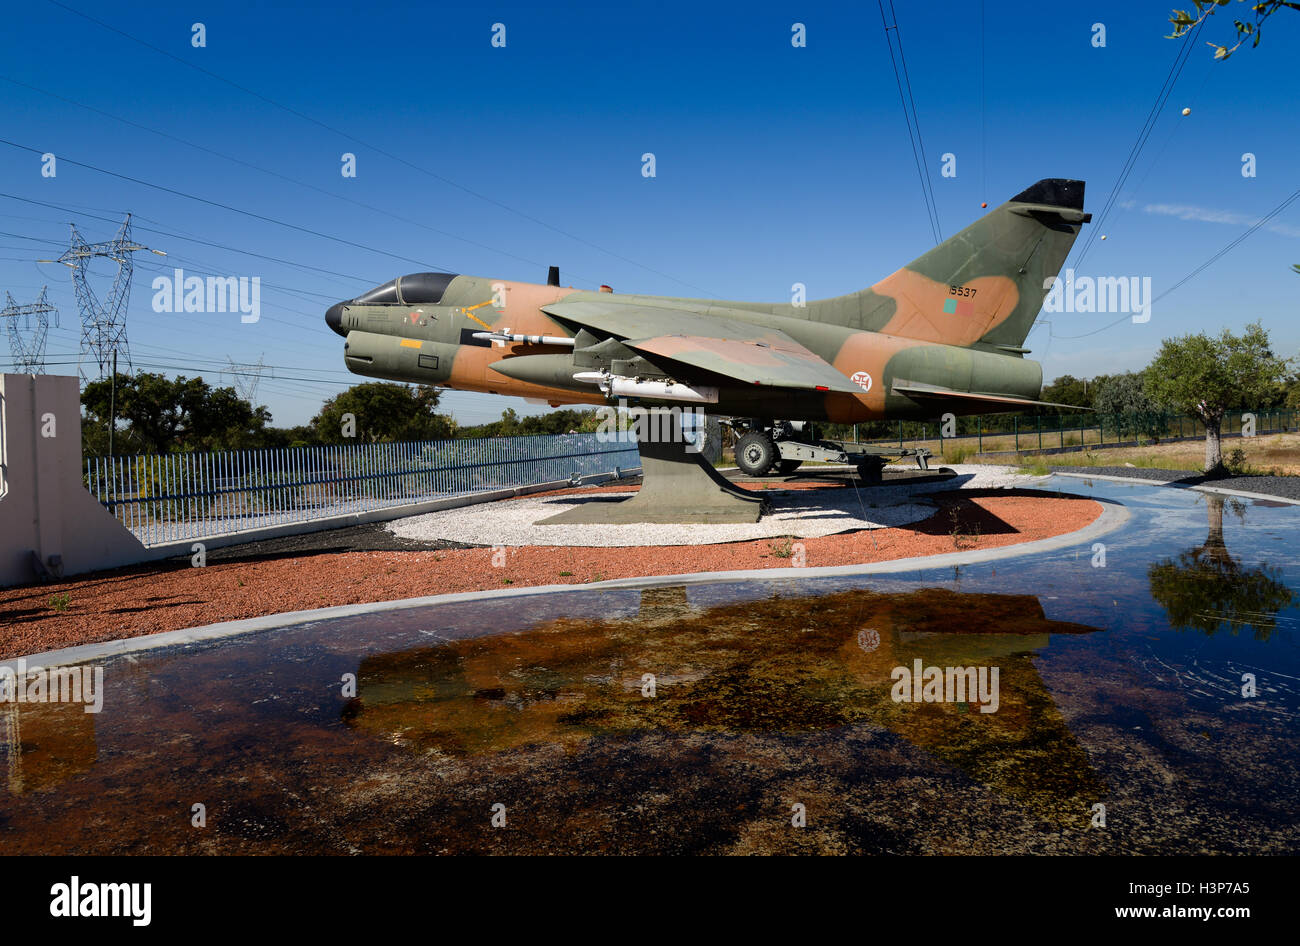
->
3, 496, 1129, 669
1050, 472, 1174, 487
1050, 471, 1300, 506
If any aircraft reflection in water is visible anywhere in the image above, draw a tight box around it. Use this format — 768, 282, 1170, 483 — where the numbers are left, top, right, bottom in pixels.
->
1148, 494, 1296, 641
343, 586, 1108, 818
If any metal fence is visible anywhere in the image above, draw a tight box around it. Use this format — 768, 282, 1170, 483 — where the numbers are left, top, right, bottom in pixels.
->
87, 434, 640, 547
854, 409, 1298, 455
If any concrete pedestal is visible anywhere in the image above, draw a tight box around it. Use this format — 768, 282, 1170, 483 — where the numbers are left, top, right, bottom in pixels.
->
539, 411, 766, 525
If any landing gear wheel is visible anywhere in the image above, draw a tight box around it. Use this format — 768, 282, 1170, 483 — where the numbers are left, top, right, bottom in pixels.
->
736, 430, 779, 476
855, 458, 885, 484
776, 459, 803, 475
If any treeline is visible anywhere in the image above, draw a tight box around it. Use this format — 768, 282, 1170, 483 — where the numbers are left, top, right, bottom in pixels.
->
820, 364, 1300, 442
82, 325, 1300, 458
80, 375, 604, 456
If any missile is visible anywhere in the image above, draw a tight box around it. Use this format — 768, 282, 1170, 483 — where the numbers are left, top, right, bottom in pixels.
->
490, 357, 720, 403
572, 371, 718, 404
472, 329, 575, 346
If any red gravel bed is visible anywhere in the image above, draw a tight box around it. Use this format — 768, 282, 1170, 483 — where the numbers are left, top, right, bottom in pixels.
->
0, 488, 1100, 659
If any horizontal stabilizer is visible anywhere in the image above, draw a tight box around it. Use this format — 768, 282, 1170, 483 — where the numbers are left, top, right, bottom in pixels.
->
892, 381, 1091, 412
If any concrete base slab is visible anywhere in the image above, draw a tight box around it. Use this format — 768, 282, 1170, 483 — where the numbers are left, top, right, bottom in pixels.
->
389, 465, 1047, 547
538, 496, 766, 525
539, 418, 765, 524
395, 488, 938, 545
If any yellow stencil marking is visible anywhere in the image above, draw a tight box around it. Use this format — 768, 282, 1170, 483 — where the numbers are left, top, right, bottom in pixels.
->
461, 299, 497, 330
399, 339, 422, 348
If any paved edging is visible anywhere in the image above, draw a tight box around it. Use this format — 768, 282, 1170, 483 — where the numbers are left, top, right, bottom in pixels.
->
1050, 471, 1300, 505
3, 497, 1128, 669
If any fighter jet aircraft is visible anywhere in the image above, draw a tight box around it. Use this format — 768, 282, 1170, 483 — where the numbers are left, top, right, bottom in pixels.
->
326, 179, 1089, 479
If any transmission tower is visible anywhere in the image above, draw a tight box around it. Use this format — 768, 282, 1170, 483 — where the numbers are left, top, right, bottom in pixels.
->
1, 287, 58, 373
225, 354, 268, 403
43, 214, 165, 381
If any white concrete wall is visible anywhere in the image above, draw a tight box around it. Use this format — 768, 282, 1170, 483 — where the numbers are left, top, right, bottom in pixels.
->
0, 372, 641, 587
0, 374, 154, 587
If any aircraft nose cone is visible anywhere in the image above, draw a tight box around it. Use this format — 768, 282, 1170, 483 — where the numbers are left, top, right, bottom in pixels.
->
325, 302, 346, 336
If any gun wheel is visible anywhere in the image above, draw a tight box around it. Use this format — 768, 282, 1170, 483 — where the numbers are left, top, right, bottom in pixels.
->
736, 430, 779, 476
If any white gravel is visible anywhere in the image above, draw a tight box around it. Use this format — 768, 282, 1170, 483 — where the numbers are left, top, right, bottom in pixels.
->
386, 464, 1045, 548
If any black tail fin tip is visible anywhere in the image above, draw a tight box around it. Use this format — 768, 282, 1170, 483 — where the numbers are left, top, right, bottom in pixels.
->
1011, 179, 1085, 210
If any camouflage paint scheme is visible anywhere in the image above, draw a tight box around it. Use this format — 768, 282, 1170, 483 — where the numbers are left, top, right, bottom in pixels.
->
326, 180, 1090, 424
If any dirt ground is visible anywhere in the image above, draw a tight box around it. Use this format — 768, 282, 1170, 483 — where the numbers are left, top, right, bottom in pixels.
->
0, 487, 1101, 660
959, 431, 1300, 475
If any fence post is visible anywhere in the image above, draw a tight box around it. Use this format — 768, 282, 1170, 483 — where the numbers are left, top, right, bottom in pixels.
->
978, 417, 982, 454
1014, 415, 1019, 451
1037, 415, 1042, 451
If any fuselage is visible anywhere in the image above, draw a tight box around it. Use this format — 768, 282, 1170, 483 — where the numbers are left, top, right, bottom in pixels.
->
326, 273, 1043, 424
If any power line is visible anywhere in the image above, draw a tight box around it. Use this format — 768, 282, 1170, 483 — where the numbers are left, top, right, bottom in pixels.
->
1051, 186, 1300, 340
3, 192, 369, 288
877, 0, 941, 245
889, 0, 941, 242
16, 356, 353, 386
0, 138, 455, 274
979, 0, 986, 203
0, 73, 610, 287
41, 0, 718, 296
1153, 188, 1300, 303
1070, 17, 1206, 270
3, 195, 382, 316
2, 206, 357, 353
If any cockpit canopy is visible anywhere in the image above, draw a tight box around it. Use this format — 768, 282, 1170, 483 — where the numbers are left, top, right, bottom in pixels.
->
352, 272, 458, 306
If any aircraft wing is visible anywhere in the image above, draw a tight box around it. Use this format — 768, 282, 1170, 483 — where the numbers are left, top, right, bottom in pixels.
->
542, 300, 863, 394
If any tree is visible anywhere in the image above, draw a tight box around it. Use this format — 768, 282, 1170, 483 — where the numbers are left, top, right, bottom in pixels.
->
1148, 495, 1294, 639
1039, 375, 1094, 409
311, 382, 456, 443
1093, 370, 1166, 441
1170, 1, 1300, 60
82, 372, 270, 455
1144, 321, 1292, 472
1283, 373, 1300, 409
262, 424, 321, 449
454, 406, 604, 438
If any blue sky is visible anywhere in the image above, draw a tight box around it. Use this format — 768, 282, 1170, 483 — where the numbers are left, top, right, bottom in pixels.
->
2, 0, 1297, 426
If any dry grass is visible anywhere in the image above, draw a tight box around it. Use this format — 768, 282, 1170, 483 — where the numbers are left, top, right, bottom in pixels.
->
970, 432, 1300, 476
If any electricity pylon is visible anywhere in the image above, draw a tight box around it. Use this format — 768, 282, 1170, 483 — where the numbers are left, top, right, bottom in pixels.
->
225, 354, 268, 403
42, 214, 165, 381
1, 287, 58, 373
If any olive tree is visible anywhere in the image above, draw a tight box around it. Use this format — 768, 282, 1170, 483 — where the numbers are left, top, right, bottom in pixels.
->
1144, 321, 1291, 472
1170, 1, 1300, 60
